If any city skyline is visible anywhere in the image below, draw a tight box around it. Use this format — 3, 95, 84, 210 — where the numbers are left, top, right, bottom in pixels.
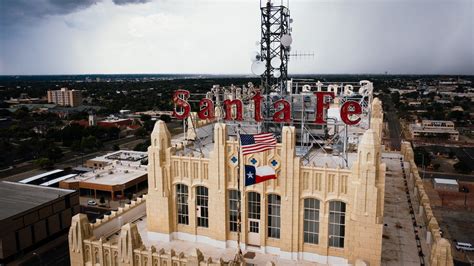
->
0, 0, 473, 75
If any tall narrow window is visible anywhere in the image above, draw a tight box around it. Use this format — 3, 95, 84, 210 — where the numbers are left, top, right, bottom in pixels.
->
267, 194, 281, 238
329, 201, 346, 248
196, 186, 209, 227
303, 198, 320, 244
247, 192, 261, 233
176, 184, 189, 225
228, 190, 240, 232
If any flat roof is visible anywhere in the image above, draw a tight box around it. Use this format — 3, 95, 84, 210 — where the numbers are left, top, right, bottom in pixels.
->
89, 150, 147, 166
61, 165, 147, 186
19, 169, 64, 184
174, 121, 361, 169
0, 181, 75, 220
434, 178, 458, 185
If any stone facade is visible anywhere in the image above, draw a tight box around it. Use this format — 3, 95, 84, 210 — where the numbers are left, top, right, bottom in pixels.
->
67, 96, 456, 266
400, 142, 454, 266
68, 197, 242, 265
145, 98, 386, 265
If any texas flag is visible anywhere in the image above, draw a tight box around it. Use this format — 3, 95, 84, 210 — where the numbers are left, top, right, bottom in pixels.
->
244, 165, 276, 186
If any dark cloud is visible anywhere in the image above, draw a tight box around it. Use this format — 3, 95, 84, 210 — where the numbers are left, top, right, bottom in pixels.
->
0, 0, 100, 27
112, 0, 151, 5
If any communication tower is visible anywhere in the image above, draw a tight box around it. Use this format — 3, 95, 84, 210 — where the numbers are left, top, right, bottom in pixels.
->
252, 0, 292, 95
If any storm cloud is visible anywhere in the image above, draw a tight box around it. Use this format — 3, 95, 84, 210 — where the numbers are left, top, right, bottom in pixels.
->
0, 0, 150, 27
0, 0, 472, 75
0, 0, 100, 26
112, 0, 152, 5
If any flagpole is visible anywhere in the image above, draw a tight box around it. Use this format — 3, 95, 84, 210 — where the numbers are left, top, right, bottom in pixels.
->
236, 124, 243, 260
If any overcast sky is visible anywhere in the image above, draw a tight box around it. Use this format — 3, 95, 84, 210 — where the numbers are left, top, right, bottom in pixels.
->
0, 0, 472, 75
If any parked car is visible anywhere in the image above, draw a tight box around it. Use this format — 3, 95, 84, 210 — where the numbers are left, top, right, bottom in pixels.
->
455, 242, 474, 252
87, 200, 97, 206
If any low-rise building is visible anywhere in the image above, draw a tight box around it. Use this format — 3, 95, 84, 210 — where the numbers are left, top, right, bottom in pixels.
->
410, 120, 459, 141
59, 151, 148, 200
432, 178, 459, 191
0, 181, 79, 262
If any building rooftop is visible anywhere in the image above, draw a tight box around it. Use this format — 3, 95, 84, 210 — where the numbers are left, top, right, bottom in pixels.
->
61, 163, 147, 186
433, 178, 458, 185
173, 122, 361, 169
106, 216, 317, 266
88, 150, 147, 167
381, 153, 429, 265
0, 181, 75, 220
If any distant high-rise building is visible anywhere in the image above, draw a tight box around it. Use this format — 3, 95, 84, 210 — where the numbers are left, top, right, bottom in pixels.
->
47, 88, 83, 107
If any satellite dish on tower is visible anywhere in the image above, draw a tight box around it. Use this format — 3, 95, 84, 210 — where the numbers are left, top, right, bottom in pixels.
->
281, 34, 293, 47
271, 57, 282, 68
273, 69, 281, 78
250, 51, 261, 62
251, 61, 266, 76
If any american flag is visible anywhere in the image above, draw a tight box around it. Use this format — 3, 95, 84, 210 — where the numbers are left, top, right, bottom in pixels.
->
240, 133, 277, 155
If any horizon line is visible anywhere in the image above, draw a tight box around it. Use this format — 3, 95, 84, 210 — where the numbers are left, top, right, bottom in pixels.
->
0, 73, 473, 77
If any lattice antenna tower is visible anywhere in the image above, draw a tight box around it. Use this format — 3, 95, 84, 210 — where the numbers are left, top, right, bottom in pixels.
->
251, 0, 293, 96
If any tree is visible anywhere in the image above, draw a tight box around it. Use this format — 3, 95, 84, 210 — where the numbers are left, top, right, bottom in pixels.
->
13, 107, 29, 120
160, 114, 172, 123
134, 127, 147, 137
107, 127, 120, 140
35, 157, 53, 169
71, 140, 82, 152
453, 161, 472, 174
0, 109, 12, 117
81, 135, 101, 151
144, 119, 156, 132
47, 145, 63, 162
61, 124, 84, 146
390, 92, 400, 105
134, 140, 150, 152
140, 114, 152, 122
448, 151, 456, 159
414, 147, 431, 166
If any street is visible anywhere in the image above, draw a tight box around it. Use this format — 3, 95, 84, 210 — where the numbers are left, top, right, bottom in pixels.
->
385, 99, 402, 150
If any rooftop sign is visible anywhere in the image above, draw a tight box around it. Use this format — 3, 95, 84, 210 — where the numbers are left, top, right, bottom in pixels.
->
172, 89, 364, 126
173, 80, 373, 125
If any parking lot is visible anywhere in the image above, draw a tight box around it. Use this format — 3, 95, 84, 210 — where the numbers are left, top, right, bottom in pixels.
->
433, 208, 474, 264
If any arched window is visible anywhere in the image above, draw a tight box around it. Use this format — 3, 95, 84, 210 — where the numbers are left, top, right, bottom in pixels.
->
328, 201, 346, 248
176, 184, 189, 225
267, 194, 281, 239
303, 198, 320, 244
228, 190, 240, 232
196, 186, 209, 227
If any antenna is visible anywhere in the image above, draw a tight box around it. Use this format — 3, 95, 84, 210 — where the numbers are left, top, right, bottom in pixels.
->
288, 50, 315, 59
251, 0, 292, 95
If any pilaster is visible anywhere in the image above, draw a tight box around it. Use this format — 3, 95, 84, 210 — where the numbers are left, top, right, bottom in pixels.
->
68, 214, 93, 266
147, 120, 173, 234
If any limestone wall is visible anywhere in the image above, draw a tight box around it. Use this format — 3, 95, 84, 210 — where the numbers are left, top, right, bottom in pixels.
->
400, 141, 454, 266
92, 196, 147, 239
69, 212, 242, 266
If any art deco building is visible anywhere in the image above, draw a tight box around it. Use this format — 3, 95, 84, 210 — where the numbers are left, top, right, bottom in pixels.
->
143, 98, 386, 265
68, 87, 454, 265
67, 94, 386, 264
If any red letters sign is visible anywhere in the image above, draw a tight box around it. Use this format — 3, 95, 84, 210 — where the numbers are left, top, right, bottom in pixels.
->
172, 90, 363, 126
